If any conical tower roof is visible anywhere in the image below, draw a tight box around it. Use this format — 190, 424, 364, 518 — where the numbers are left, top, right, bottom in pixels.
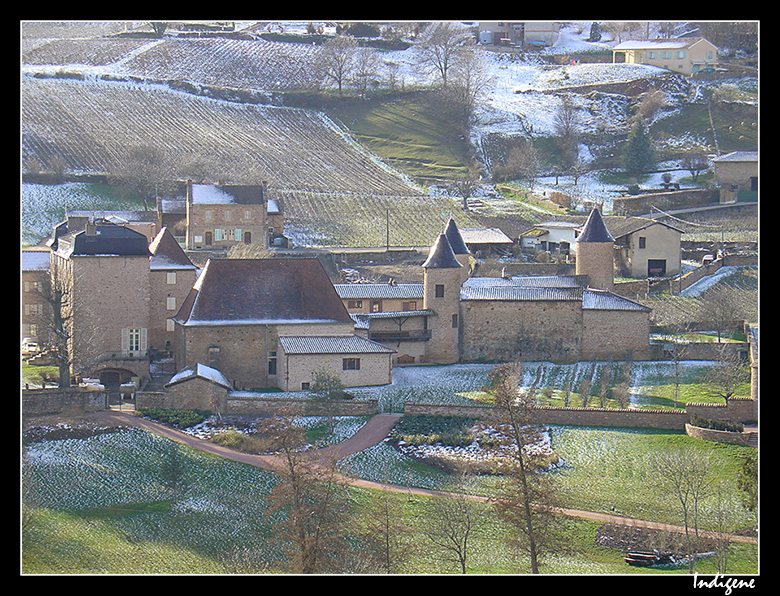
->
577, 208, 614, 243
422, 234, 462, 269
443, 217, 470, 255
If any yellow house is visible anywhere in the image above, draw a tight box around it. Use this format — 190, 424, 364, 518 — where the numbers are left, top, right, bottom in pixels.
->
612, 37, 718, 75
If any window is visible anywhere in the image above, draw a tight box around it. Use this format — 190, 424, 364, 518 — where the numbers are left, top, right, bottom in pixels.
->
343, 357, 361, 371
638, 236, 646, 249
122, 327, 147, 357
166, 296, 177, 311
224, 210, 232, 222
244, 210, 252, 221
301, 382, 310, 390
370, 300, 382, 313
268, 351, 277, 376
234, 228, 242, 241
166, 319, 175, 332
166, 271, 176, 285
205, 209, 213, 222
452, 313, 459, 328
402, 301, 417, 311
347, 300, 363, 309
435, 284, 445, 298
214, 228, 223, 242
676, 50, 686, 58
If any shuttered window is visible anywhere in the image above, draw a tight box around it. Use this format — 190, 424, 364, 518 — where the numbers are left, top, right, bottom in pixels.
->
121, 328, 147, 357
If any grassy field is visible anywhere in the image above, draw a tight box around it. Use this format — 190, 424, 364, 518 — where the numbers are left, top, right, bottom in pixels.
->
326, 92, 475, 185
22, 402, 758, 574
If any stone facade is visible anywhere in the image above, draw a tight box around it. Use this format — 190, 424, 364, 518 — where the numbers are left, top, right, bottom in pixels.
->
460, 299, 583, 363
185, 180, 283, 250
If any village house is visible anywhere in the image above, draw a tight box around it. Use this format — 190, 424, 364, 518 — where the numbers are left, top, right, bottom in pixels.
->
184, 179, 284, 250
22, 248, 52, 352
611, 37, 718, 75
45, 221, 197, 390
336, 211, 652, 366
712, 150, 758, 203
520, 215, 682, 279
477, 22, 560, 47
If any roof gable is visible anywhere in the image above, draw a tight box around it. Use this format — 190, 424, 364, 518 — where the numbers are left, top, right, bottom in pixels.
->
149, 227, 196, 270
175, 257, 353, 326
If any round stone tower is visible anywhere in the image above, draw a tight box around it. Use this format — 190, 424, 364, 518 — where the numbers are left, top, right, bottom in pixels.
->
575, 207, 615, 292
422, 233, 462, 364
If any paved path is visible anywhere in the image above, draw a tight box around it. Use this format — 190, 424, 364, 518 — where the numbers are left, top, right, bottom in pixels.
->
89, 410, 757, 546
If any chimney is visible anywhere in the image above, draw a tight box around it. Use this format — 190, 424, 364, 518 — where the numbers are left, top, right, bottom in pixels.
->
261, 180, 268, 201
186, 179, 193, 204
85, 220, 97, 236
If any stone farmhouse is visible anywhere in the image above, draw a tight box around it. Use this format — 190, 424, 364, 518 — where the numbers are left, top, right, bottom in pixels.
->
339, 210, 652, 367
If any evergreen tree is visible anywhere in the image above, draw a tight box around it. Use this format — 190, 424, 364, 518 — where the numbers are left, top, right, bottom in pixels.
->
623, 117, 654, 177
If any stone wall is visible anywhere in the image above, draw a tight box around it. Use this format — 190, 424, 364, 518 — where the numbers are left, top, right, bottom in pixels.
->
22, 387, 107, 417
460, 299, 583, 363
613, 189, 718, 216
226, 394, 379, 417
403, 402, 689, 430
684, 423, 753, 446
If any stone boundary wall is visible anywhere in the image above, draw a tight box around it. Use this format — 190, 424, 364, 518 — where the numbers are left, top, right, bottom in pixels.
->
613, 189, 718, 216
22, 387, 107, 416
226, 395, 379, 417
684, 423, 753, 446
687, 397, 757, 423
404, 402, 689, 430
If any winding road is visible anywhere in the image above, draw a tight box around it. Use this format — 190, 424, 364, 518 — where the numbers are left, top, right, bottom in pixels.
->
89, 410, 757, 546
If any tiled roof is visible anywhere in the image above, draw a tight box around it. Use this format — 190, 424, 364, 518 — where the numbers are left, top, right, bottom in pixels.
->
175, 257, 353, 326
460, 228, 512, 245
22, 249, 50, 271
279, 335, 396, 355
461, 286, 583, 302
462, 275, 586, 289
582, 289, 650, 311
191, 183, 264, 205
57, 223, 151, 257
712, 150, 758, 163
334, 282, 424, 300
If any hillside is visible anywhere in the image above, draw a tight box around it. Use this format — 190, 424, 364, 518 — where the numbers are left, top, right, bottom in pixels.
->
21, 21, 758, 249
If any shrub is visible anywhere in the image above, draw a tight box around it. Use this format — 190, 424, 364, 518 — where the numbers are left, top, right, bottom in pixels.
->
137, 408, 211, 429
690, 413, 744, 433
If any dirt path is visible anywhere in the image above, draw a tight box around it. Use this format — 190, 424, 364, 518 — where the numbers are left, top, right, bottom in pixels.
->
86, 410, 757, 546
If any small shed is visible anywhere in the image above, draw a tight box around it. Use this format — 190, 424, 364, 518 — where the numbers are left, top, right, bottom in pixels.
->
164, 362, 232, 413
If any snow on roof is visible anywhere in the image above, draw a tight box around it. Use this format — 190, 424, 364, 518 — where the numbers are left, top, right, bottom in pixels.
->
22, 249, 50, 271
166, 362, 231, 388
334, 282, 424, 300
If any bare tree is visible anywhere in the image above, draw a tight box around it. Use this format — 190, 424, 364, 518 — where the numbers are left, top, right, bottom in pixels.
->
449, 169, 482, 211
704, 347, 750, 406
259, 408, 354, 573
422, 473, 481, 573
650, 448, 713, 573
319, 35, 358, 96
414, 22, 476, 88
358, 485, 417, 573
108, 146, 176, 211
308, 365, 345, 433
483, 363, 548, 573
352, 46, 381, 99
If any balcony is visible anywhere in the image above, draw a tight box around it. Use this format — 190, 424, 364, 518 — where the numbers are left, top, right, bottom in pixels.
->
369, 329, 431, 342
